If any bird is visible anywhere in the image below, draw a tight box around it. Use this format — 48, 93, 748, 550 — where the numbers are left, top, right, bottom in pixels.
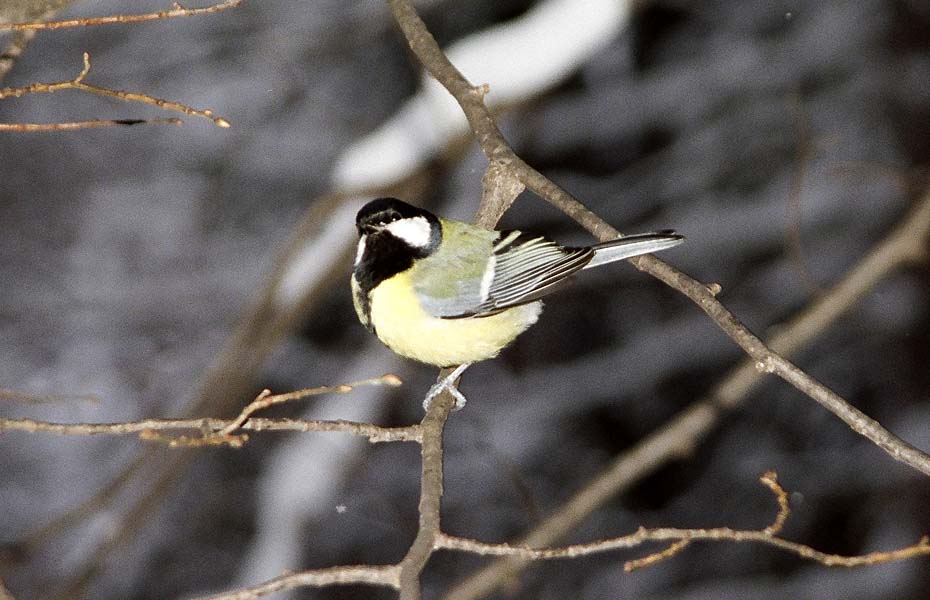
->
350, 197, 684, 409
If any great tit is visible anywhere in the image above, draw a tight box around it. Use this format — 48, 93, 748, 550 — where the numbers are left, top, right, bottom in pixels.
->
351, 197, 683, 407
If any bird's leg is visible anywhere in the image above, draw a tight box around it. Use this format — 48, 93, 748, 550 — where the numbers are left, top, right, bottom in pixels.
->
423, 363, 471, 411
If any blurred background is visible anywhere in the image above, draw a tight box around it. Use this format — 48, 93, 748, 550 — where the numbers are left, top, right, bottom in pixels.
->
1, 0, 929, 598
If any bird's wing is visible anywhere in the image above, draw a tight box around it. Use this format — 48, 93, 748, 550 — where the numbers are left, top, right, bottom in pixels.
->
440, 231, 594, 318
411, 221, 498, 318
417, 226, 684, 319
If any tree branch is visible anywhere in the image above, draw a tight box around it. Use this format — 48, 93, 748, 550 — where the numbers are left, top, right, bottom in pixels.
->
0, 375, 415, 446
0, 118, 183, 131
399, 385, 455, 599
435, 470, 930, 569
0, 53, 230, 129
195, 565, 401, 600
0, 0, 243, 31
437, 527, 930, 569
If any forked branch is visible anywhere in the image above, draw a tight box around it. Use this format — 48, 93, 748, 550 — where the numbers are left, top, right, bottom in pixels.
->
0, 53, 230, 130
436, 472, 930, 570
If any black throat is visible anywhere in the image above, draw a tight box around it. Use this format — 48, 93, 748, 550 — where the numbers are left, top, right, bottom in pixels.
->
353, 198, 442, 329
353, 230, 420, 295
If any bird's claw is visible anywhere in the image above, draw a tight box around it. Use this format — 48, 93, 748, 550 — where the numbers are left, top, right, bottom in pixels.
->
422, 364, 471, 411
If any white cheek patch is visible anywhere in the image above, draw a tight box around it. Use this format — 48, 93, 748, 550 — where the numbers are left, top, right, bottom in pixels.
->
355, 235, 367, 266
385, 216, 432, 248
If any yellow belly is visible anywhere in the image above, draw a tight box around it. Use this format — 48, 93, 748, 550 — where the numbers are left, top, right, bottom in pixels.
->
368, 273, 542, 367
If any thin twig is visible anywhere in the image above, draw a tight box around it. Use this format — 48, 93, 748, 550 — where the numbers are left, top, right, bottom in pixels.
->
195, 565, 400, 600
0, 118, 182, 131
218, 374, 402, 436
760, 470, 790, 536
623, 540, 690, 572
0, 375, 416, 446
0, 0, 244, 31
437, 528, 930, 568
385, 0, 930, 479
623, 470, 785, 571
0, 53, 230, 128
435, 472, 930, 569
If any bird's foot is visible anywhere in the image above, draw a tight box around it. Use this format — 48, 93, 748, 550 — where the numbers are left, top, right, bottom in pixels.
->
422, 363, 471, 411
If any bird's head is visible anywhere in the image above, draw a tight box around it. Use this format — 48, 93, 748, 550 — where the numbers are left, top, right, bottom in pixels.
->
355, 198, 441, 258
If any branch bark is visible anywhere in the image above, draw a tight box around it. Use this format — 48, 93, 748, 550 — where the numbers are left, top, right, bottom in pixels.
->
399, 387, 454, 599
0, 0, 243, 31
0, 53, 230, 128
196, 565, 400, 600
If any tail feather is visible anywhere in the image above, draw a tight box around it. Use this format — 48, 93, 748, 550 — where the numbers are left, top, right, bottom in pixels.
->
582, 231, 684, 269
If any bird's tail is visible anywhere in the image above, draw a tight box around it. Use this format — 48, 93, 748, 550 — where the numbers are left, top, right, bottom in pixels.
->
583, 231, 684, 269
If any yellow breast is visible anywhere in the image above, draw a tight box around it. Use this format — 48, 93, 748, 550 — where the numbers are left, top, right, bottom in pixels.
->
368, 272, 542, 367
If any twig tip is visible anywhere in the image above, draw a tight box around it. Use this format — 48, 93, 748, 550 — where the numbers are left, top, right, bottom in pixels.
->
382, 373, 403, 387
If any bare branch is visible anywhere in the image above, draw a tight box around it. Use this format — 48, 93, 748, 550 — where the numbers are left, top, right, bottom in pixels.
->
399, 378, 456, 600
195, 565, 401, 600
435, 472, 930, 569
0, 53, 230, 128
0, 376, 417, 446
0, 118, 182, 131
0, 416, 420, 444
476, 161, 524, 230
218, 374, 402, 435
438, 527, 930, 569
0, 0, 244, 31
623, 540, 690, 572
384, 0, 930, 479
623, 470, 786, 571
759, 470, 790, 536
